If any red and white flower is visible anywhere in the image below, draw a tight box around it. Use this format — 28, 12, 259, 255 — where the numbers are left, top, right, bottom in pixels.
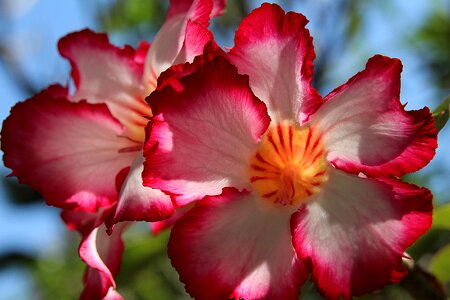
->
1, 0, 226, 299
143, 3, 437, 299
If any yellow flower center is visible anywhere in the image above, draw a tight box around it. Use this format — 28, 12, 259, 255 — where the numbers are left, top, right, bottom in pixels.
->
248, 122, 328, 207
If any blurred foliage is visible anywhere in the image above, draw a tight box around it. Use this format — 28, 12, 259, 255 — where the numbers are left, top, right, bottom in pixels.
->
115, 229, 188, 300
431, 244, 450, 283
99, 0, 166, 41
1, 177, 41, 205
1, 0, 450, 299
433, 203, 450, 230
30, 225, 450, 300
412, 8, 450, 95
433, 95, 450, 132
32, 233, 85, 300
0, 251, 35, 270
31, 227, 191, 300
429, 203, 450, 290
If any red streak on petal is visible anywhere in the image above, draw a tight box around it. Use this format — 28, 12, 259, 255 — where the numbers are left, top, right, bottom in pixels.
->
250, 176, 276, 182
118, 145, 142, 153
262, 190, 278, 198
303, 127, 312, 157
288, 125, 294, 152
256, 153, 277, 168
277, 124, 285, 148
313, 170, 326, 178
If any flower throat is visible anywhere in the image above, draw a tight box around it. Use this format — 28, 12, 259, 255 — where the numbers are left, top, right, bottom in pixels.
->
248, 122, 328, 207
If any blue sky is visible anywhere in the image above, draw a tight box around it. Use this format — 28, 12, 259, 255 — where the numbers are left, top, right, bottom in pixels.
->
0, 0, 448, 298
0, 1, 99, 298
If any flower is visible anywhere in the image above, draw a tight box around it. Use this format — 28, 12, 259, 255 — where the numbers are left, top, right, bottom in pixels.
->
142, 3, 437, 299
1, 0, 226, 298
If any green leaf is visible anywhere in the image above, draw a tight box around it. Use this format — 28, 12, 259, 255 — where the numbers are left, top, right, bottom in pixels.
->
100, 0, 165, 32
432, 95, 450, 132
430, 243, 450, 282
433, 203, 450, 229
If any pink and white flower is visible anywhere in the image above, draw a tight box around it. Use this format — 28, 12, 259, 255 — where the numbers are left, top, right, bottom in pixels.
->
1, 0, 226, 299
143, 3, 437, 299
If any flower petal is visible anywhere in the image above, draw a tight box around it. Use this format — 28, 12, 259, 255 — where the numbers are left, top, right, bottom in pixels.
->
103, 288, 123, 300
150, 204, 193, 235
228, 3, 322, 123
79, 223, 127, 300
58, 29, 150, 142
143, 57, 270, 206
1, 86, 139, 211
61, 207, 113, 236
172, 20, 215, 66
210, 0, 227, 18
155, 40, 224, 92
310, 55, 437, 177
62, 206, 122, 299
291, 168, 432, 299
143, 0, 214, 86
169, 188, 308, 300
112, 152, 175, 223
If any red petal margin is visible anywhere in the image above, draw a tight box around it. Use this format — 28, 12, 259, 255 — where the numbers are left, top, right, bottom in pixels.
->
156, 40, 224, 92
172, 20, 217, 66
291, 170, 433, 299
79, 224, 127, 300
150, 204, 193, 235
61, 207, 113, 237
169, 188, 308, 300
61, 207, 125, 300
169, 0, 226, 19
311, 55, 437, 178
1, 85, 138, 211
167, 0, 213, 24
228, 3, 322, 124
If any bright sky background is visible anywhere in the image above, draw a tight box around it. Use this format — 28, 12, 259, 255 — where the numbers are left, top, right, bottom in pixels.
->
0, 0, 448, 299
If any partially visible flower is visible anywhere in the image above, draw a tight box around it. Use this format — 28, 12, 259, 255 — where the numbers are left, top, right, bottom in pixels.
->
1, 0, 226, 298
143, 3, 437, 299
